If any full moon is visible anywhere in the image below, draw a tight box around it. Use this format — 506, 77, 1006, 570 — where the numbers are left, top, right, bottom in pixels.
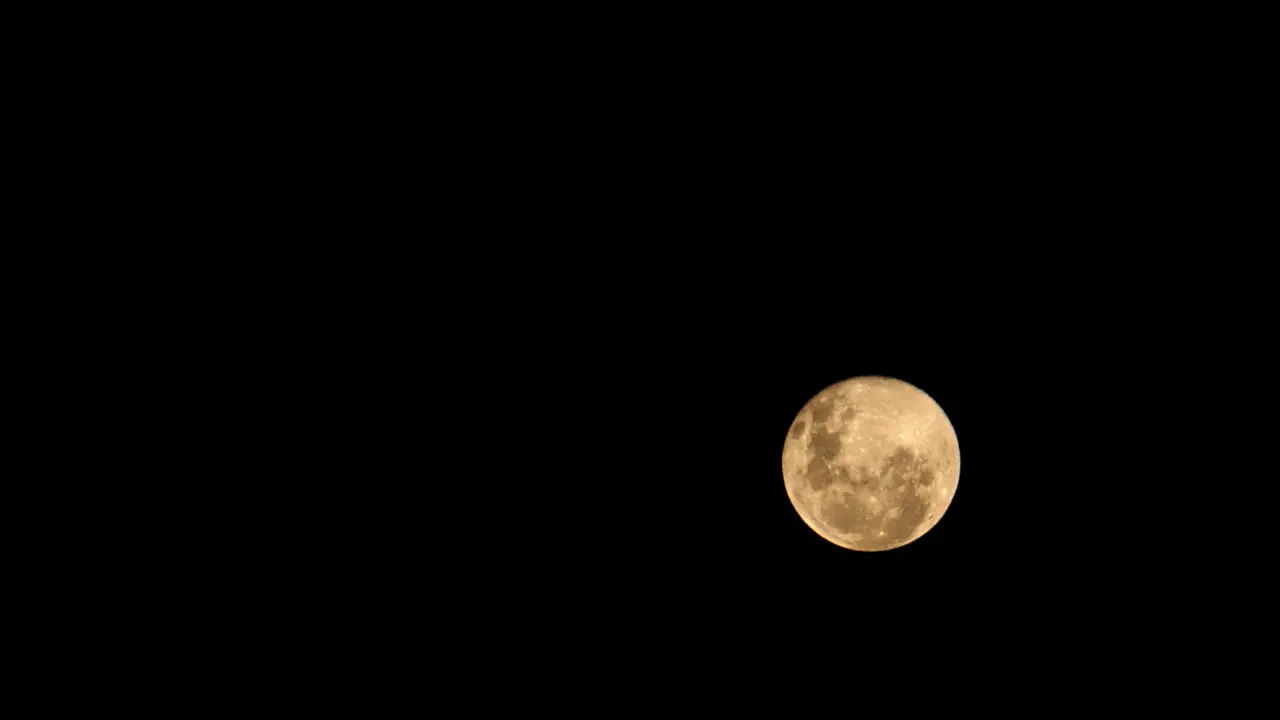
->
782, 376, 960, 551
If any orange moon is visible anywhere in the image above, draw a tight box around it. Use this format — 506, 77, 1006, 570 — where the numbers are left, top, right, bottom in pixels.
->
781, 376, 960, 551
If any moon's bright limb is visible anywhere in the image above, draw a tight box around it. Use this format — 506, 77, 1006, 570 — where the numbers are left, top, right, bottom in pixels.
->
781, 376, 960, 551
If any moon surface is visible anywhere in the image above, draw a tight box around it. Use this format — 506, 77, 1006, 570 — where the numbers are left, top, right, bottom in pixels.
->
782, 376, 959, 551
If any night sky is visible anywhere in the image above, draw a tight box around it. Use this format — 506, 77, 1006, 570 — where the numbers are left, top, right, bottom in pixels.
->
4, 5, 1271, 712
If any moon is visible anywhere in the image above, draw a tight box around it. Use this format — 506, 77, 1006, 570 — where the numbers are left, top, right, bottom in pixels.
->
782, 376, 960, 551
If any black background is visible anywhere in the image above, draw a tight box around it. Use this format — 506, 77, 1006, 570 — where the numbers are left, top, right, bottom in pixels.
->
11, 9, 1274, 706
